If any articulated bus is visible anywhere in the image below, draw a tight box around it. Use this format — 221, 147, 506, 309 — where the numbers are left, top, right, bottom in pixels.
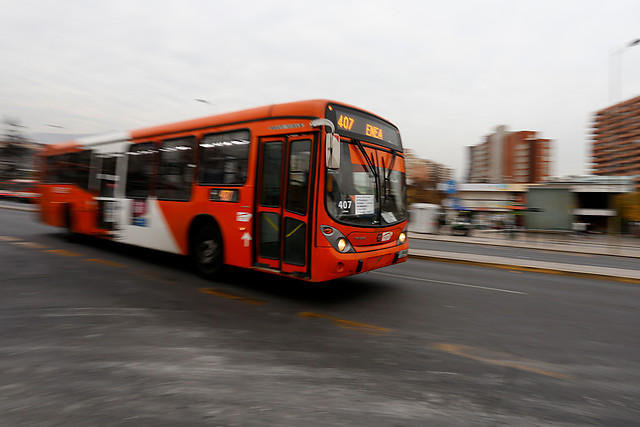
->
38, 100, 408, 282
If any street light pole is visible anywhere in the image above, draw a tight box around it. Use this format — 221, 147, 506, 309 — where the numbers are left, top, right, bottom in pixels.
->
610, 38, 640, 104
195, 98, 216, 115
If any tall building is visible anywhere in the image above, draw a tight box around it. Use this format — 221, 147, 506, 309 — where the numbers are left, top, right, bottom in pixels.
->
592, 95, 640, 190
467, 125, 552, 184
404, 149, 453, 188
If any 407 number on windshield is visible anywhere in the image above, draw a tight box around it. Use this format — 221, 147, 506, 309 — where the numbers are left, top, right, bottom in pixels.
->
338, 199, 352, 211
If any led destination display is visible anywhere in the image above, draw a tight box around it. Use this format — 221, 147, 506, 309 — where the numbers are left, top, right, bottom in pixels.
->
327, 105, 401, 149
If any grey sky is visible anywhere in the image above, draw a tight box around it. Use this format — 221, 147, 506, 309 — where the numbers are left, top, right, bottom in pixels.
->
2, 0, 640, 179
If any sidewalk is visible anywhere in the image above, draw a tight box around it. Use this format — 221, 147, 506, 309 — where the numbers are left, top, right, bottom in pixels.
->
408, 229, 640, 284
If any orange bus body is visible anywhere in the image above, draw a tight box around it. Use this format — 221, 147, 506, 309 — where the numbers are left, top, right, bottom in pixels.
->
38, 100, 408, 282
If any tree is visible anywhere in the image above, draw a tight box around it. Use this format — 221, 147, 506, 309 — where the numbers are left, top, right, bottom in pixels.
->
1, 117, 33, 180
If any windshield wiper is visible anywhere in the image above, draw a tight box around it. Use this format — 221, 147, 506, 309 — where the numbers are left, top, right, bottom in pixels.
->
353, 139, 381, 224
353, 139, 378, 180
381, 149, 397, 204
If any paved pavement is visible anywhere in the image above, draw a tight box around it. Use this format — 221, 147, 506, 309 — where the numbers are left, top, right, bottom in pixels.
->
2, 201, 639, 283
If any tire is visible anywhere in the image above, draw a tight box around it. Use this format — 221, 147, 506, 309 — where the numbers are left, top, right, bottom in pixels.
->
193, 224, 224, 279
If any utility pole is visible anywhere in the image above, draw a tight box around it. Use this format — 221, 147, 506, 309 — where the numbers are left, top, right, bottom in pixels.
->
610, 39, 640, 104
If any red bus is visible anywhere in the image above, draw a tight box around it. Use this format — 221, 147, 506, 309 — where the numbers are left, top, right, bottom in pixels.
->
38, 100, 408, 282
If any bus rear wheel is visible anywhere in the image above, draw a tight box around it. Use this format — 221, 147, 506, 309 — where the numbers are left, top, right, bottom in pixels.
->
193, 225, 223, 279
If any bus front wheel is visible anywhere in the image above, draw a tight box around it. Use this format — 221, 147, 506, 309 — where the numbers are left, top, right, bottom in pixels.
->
193, 225, 223, 279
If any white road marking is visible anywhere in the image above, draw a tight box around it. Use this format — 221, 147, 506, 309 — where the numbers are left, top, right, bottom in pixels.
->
373, 271, 527, 295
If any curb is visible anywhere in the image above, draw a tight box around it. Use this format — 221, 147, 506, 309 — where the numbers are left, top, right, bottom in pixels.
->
408, 252, 640, 285
408, 232, 640, 259
0, 203, 37, 212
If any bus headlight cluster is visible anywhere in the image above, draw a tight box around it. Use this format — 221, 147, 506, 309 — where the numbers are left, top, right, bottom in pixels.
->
398, 232, 407, 245
321, 225, 355, 253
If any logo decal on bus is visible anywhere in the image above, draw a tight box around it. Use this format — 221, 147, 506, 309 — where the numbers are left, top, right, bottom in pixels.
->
377, 231, 393, 242
268, 123, 304, 130
236, 212, 252, 222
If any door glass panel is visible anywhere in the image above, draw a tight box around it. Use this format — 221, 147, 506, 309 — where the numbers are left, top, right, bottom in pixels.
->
99, 156, 118, 198
283, 217, 306, 266
285, 139, 311, 215
259, 212, 280, 259
260, 141, 282, 207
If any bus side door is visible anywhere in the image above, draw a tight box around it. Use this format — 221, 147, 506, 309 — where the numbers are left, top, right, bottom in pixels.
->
94, 152, 121, 231
255, 133, 316, 276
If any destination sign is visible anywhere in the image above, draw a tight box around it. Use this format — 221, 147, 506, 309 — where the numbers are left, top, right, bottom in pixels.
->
327, 105, 401, 149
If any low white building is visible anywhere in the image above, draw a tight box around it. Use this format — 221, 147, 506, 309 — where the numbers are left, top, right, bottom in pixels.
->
438, 183, 527, 227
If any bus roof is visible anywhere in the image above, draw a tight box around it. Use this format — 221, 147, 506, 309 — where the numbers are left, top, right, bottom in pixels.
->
42, 99, 397, 153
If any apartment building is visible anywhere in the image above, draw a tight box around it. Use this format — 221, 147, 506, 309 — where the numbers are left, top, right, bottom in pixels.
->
404, 149, 453, 188
467, 125, 552, 184
592, 95, 640, 190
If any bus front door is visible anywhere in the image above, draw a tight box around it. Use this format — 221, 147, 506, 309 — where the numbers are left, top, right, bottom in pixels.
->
255, 134, 315, 277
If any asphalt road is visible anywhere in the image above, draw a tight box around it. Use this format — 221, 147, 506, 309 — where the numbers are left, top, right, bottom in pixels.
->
1, 206, 639, 425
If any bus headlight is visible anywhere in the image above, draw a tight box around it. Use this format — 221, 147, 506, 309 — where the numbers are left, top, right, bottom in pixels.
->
320, 225, 355, 253
398, 232, 406, 245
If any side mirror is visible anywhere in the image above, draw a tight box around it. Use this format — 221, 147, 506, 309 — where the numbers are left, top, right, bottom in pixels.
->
309, 118, 340, 170
326, 133, 340, 170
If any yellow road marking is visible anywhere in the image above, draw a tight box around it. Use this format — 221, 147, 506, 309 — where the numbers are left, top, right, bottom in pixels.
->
430, 343, 573, 380
199, 288, 266, 305
11, 241, 48, 249
84, 258, 127, 268
0, 235, 21, 242
298, 312, 392, 335
46, 249, 83, 257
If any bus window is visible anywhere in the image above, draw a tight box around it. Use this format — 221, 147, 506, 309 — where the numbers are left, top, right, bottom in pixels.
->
45, 154, 64, 183
45, 151, 92, 189
69, 150, 92, 191
285, 139, 311, 215
260, 141, 283, 207
157, 137, 195, 201
199, 130, 250, 185
126, 142, 156, 199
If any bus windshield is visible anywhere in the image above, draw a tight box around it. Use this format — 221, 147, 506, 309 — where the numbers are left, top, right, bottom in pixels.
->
325, 141, 406, 226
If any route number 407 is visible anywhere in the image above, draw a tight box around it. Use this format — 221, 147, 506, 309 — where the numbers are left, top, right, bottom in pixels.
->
337, 115, 355, 131
338, 199, 352, 211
